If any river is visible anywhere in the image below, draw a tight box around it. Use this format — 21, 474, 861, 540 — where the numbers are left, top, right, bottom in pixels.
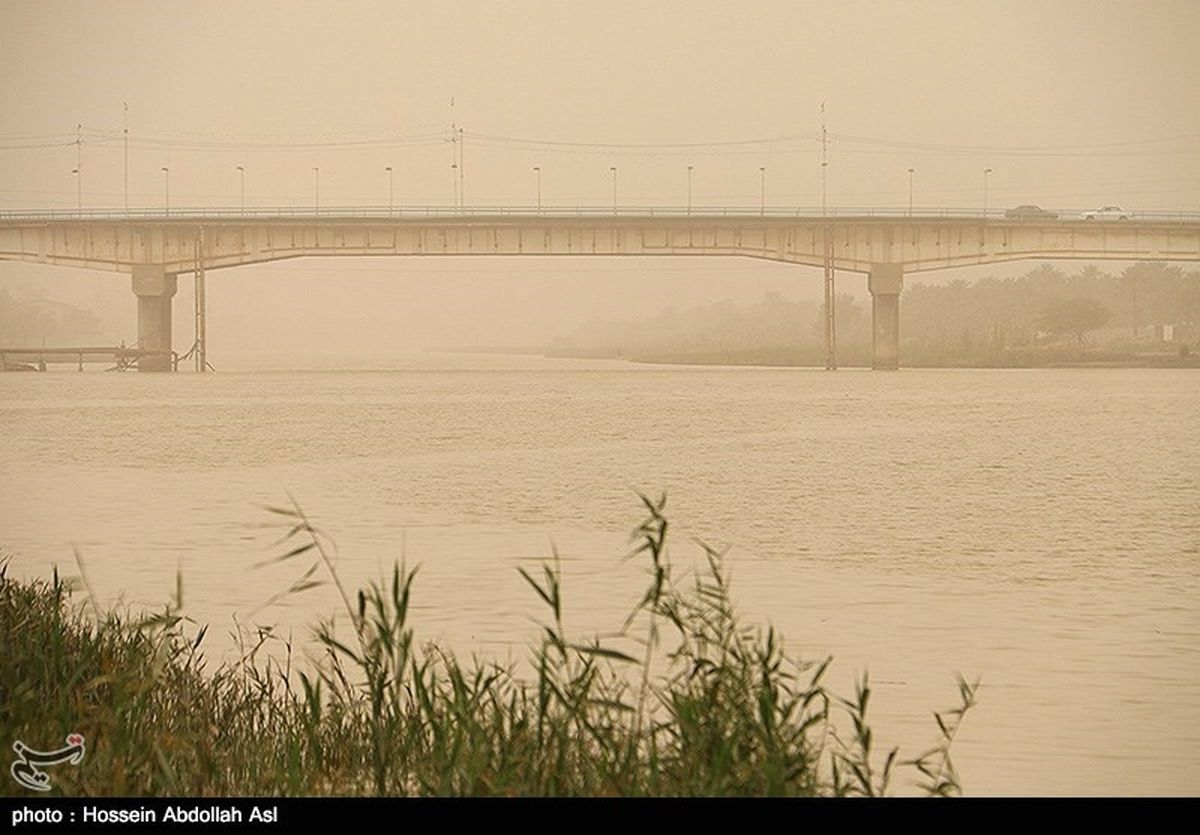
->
1, 354, 1197, 795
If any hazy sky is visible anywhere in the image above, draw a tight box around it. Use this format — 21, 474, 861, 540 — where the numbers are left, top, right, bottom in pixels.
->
2, 0, 1198, 352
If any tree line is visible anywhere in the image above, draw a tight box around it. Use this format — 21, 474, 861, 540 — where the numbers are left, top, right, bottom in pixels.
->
550, 262, 1200, 366
0, 280, 104, 347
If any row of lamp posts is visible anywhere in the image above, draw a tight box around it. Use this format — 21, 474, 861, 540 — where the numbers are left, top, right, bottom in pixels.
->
63, 164, 1001, 217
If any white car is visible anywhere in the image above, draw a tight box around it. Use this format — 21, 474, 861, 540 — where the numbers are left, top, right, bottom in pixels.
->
1081, 205, 1132, 221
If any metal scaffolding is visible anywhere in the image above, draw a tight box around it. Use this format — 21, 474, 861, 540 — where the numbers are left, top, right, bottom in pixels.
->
178, 229, 214, 372
823, 225, 837, 370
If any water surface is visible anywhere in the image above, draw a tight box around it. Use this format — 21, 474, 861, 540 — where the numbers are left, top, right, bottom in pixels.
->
2, 355, 1197, 795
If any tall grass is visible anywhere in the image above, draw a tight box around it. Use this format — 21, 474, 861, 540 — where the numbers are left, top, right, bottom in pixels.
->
0, 495, 977, 796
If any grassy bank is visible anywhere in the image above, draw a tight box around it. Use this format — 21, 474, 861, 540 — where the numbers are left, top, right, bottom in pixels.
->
1, 497, 976, 797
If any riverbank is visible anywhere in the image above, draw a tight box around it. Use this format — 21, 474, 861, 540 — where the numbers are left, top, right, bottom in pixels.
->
444, 343, 1200, 369
0, 500, 976, 797
446, 345, 1199, 369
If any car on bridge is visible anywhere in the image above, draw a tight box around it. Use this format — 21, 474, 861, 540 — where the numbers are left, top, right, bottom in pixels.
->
1005, 205, 1058, 220
1081, 205, 1132, 221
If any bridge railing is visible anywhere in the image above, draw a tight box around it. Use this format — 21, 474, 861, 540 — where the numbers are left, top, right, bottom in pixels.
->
2, 206, 1199, 222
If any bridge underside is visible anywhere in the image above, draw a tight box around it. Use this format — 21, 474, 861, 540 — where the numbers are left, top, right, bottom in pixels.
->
2, 215, 1198, 370
3, 215, 1198, 274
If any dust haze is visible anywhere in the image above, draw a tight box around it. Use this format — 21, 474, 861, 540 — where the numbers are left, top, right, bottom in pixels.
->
3, 1, 1200, 798
1, 0, 1197, 362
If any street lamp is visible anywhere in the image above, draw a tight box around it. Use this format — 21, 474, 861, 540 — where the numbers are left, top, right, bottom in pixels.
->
983, 168, 993, 217
610, 166, 617, 215
533, 166, 542, 213
385, 166, 394, 216
236, 165, 245, 214
687, 165, 694, 215
312, 167, 320, 215
71, 167, 81, 217
161, 166, 170, 216
907, 168, 915, 217
759, 166, 766, 216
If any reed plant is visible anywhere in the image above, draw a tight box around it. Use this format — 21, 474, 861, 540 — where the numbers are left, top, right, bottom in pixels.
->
0, 495, 976, 796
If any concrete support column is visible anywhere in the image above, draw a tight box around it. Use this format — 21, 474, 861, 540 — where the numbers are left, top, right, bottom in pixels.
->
869, 263, 903, 371
132, 265, 177, 372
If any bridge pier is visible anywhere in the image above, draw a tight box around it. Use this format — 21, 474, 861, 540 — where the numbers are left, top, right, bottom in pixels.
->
869, 263, 903, 371
132, 265, 176, 371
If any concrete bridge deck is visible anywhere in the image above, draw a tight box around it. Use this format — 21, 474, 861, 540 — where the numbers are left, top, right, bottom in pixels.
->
2, 207, 1198, 275
2, 207, 1198, 370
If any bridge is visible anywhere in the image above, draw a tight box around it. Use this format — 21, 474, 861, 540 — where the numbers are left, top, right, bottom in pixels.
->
2, 206, 1199, 370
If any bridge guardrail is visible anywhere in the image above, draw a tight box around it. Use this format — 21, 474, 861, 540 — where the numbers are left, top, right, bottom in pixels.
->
1, 206, 1199, 222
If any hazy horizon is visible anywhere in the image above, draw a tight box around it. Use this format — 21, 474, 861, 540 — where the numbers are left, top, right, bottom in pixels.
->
3, 0, 1198, 357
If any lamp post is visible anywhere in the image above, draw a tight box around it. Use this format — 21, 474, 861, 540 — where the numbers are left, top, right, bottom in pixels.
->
236, 165, 245, 214
313, 167, 320, 215
161, 166, 170, 216
907, 168, 915, 217
71, 167, 81, 217
759, 166, 766, 216
534, 166, 542, 213
687, 165, 693, 215
385, 166, 394, 216
610, 166, 617, 215
983, 167, 993, 217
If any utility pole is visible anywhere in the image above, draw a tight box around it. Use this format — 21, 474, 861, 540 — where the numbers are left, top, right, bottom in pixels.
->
193, 230, 209, 372
687, 164, 693, 215
385, 166, 393, 216
75, 124, 82, 216
237, 165, 246, 213
123, 103, 129, 214
534, 166, 541, 212
449, 99, 464, 211
821, 106, 835, 368
823, 225, 837, 370
1131, 276, 1140, 338
820, 101, 830, 214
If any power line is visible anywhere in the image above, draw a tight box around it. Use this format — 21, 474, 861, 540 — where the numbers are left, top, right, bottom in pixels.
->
0, 138, 81, 150
830, 131, 1200, 153
462, 130, 813, 150
3, 124, 1197, 157
0, 129, 449, 153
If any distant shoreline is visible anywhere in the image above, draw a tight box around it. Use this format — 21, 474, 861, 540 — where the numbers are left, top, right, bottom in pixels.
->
442, 345, 1200, 370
